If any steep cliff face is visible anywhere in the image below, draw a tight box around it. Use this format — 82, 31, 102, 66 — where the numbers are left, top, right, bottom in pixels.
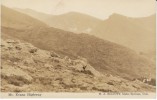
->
1, 39, 155, 92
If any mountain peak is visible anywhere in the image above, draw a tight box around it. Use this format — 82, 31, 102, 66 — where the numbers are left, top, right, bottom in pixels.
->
54, 11, 103, 21
108, 13, 128, 19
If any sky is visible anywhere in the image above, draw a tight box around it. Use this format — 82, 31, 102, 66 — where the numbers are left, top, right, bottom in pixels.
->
1, 0, 156, 19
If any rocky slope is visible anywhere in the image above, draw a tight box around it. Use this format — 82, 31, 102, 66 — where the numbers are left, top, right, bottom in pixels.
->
1, 6, 156, 80
1, 39, 156, 92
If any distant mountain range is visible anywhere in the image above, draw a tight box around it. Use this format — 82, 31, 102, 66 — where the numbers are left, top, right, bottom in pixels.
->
92, 13, 156, 53
14, 8, 156, 53
14, 8, 102, 33
2, 5, 156, 80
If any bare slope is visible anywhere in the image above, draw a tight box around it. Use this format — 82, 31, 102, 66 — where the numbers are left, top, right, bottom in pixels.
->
2, 6, 156, 80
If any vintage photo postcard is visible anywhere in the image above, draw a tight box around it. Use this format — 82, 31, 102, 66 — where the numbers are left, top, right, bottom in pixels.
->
0, 0, 156, 98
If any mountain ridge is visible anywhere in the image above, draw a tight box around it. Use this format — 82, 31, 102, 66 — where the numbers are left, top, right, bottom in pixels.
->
1, 6, 48, 29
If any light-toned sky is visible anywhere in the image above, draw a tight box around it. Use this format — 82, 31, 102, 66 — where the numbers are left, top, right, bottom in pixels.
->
2, 0, 156, 19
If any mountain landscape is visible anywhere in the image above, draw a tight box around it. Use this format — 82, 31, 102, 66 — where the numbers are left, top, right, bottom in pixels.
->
14, 8, 156, 54
1, 5, 156, 92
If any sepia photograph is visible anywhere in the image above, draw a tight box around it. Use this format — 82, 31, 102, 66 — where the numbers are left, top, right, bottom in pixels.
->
0, 0, 156, 98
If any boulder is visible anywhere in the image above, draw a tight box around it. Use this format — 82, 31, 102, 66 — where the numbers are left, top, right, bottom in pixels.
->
50, 51, 60, 57
29, 48, 38, 53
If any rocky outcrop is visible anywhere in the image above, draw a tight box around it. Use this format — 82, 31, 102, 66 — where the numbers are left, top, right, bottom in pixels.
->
69, 59, 103, 77
1, 39, 156, 92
